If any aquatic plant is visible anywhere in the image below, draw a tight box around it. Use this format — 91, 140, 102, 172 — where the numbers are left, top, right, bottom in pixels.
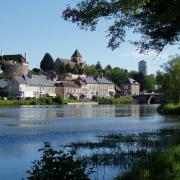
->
26, 142, 93, 180
117, 146, 180, 180
69, 128, 180, 177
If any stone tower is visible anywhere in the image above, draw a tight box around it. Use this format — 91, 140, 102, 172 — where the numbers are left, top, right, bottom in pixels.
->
138, 60, 147, 75
71, 49, 83, 64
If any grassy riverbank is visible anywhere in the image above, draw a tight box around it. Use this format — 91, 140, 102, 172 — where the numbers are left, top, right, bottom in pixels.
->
0, 96, 64, 106
96, 96, 135, 104
118, 146, 180, 180
158, 103, 180, 115
64, 97, 135, 105
0, 96, 135, 106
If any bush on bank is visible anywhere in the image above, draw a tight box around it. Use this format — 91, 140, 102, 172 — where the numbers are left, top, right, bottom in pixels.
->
117, 146, 180, 180
158, 104, 180, 115
97, 97, 135, 104
27, 142, 92, 180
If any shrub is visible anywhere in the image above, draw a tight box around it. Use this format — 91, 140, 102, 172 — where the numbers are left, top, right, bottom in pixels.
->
26, 142, 92, 180
98, 97, 134, 105
92, 95, 98, 102
7, 95, 16, 100
45, 97, 53, 105
158, 104, 180, 115
53, 96, 64, 105
117, 146, 180, 180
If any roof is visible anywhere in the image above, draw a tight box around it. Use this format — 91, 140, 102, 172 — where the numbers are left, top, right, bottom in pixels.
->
55, 58, 75, 67
139, 60, 146, 64
81, 77, 98, 84
124, 78, 139, 85
96, 77, 113, 84
76, 80, 86, 86
0, 54, 27, 64
14, 75, 55, 87
57, 81, 81, 88
0, 79, 8, 88
71, 49, 82, 58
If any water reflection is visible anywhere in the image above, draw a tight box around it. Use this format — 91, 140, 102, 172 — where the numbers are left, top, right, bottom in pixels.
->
0, 104, 179, 180
0, 105, 160, 123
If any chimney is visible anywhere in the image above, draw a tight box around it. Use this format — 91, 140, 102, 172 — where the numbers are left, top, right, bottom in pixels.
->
1, 50, 3, 61
24, 52, 27, 62
28, 72, 32, 78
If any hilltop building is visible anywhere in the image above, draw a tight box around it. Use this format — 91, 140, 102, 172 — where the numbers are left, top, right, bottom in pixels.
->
0, 54, 29, 77
0, 50, 141, 99
138, 60, 147, 75
54, 49, 86, 74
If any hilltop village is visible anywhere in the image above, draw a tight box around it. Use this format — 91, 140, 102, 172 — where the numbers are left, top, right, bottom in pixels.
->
0, 50, 144, 100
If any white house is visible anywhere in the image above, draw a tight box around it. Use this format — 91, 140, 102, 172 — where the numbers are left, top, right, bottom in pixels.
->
95, 77, 115, 97
80, 77, 99, 98
121, 78, 140, 96
9, 75, 56, 98
79, 77, 115, 98
55, 81, 81, 99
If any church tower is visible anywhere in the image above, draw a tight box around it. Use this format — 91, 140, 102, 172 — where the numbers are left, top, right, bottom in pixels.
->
71, 49, 83, 64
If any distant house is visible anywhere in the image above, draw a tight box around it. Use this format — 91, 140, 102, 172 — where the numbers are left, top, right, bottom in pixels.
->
9, 75, 56, 98
0, 54, 29, 77
54, 49, 86, 74
0, 79, 9, 97
79, 77, 115, 98
121, 78, 140, 96
55, 76, 115, 100
55, 81, 81, 99
95, 77, 115, 97
80, 77, 99, 98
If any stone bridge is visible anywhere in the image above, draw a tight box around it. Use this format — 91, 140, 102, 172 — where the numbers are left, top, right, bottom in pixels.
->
134, 93, 164, 104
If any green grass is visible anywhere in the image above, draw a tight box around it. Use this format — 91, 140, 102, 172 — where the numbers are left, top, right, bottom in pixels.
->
0, 96, 135, 106
0, 96, 64, 106
117, 146, 180, 180
158, 103, 180, 115
64, 99, 93, 104
97, 97, 135, 104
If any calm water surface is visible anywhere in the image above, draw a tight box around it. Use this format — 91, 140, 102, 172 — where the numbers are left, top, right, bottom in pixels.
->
0, 104, 179, 179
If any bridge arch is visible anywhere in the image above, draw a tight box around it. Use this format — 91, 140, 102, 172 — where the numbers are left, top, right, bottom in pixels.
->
147, 95, 156, 104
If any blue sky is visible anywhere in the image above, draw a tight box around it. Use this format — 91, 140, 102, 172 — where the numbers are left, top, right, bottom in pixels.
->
0, 0, 179, 74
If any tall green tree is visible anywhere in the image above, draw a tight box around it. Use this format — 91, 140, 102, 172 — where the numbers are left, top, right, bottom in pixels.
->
129, 71, 145, 91
156, 56, 180, 104
76, 64, 84, 74
72, 65, 79, 74
95, 61, 102, 70
30, 68, 41, 75
144, 75, 156, 92
63, 0, 180, 53
84, 65, 99, 77
106, 67, 128, 86
40, 53, 54, 72
105, 64, 112, 70
58, 63, 67, 74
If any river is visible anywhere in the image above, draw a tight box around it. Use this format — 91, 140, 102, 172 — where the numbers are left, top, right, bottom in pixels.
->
0, 104, 179, 179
